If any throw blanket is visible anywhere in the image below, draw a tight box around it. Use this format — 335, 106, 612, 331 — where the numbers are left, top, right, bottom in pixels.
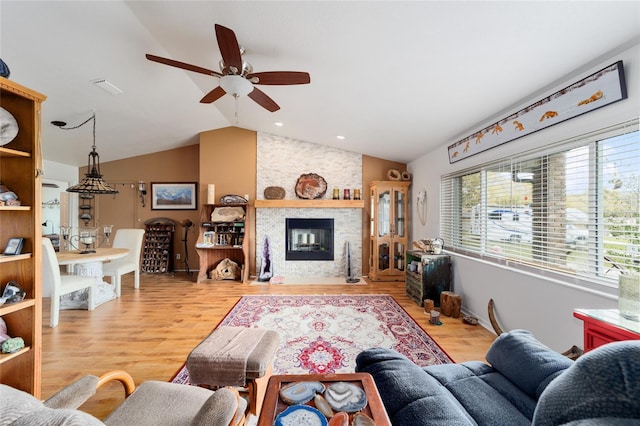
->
187, 326, 267, 387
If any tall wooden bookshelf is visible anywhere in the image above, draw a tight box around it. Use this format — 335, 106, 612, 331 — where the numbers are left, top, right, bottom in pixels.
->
0, 77, 46, 397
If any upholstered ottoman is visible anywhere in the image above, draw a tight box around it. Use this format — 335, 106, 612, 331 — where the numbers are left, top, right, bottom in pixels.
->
187, 326, 280, 417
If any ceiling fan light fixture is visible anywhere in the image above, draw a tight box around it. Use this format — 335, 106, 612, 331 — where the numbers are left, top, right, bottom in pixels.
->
146, 24, 309, 112
220, 75, 253, 97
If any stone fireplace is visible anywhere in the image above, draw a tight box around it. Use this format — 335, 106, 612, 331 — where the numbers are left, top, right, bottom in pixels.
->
255, 132, 363, 279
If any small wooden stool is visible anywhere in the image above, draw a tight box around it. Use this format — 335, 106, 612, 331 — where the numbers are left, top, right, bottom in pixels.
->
186, 326, 280, 417
440, 291, 462, 318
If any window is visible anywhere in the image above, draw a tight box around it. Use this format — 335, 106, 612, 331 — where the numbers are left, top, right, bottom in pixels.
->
441, 120, 639, 288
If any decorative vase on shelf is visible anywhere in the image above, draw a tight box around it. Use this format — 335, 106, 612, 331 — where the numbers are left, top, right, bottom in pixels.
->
258, 236, 273, 282
618, 273, 640, 321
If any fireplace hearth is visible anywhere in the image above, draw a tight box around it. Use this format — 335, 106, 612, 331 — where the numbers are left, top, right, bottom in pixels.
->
286, 218, 334, 261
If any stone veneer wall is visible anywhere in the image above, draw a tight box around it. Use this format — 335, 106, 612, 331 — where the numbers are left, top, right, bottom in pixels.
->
256, 132, 363, 278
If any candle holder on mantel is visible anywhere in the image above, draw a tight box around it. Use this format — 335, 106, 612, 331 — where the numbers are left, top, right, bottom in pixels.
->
60, 225, 113, 253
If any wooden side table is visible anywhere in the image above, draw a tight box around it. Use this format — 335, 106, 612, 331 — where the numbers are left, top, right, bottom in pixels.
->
573, 309, 640, 352
257, 372, 391, 426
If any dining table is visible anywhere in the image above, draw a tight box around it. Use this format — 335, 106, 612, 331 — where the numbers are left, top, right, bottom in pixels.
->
56, 247, 129, 309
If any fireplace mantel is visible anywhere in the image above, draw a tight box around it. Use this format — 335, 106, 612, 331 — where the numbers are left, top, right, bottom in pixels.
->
254, 199, 365, 209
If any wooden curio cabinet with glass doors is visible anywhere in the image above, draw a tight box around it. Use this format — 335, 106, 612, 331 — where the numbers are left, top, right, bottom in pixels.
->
369, 181, 410, 281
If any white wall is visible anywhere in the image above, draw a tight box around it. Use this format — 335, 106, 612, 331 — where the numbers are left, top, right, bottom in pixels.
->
408, 42, 640, 351
42, 159, 80, 230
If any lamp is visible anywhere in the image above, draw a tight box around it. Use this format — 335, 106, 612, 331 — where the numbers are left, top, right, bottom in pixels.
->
52, 113, 118, 195
138, 181, 147, 207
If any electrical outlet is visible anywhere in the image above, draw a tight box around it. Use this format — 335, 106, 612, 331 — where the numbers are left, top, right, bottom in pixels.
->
176, 254, 181, 260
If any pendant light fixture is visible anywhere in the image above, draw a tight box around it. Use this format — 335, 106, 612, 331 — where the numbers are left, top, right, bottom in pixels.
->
52, 112, 118, 195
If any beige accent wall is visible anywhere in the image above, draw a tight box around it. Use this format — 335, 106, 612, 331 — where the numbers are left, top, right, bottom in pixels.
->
199, 127, 257, 275
85, 127, 405, 278
85, 145, 201, 272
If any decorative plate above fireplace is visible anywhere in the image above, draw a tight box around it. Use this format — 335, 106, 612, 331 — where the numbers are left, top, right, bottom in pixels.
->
295, 173, 327, 200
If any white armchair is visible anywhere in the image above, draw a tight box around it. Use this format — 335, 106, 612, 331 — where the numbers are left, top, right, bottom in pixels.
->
42, 237, 96, 328
102, 229, 145, 296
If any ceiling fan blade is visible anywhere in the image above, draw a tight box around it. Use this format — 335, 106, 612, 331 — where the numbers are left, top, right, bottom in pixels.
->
246, 71, 311, 85
200, 86, 226, 104
214, 24, 243, 73
146, 54, 222, 77
248, 87, 280, 112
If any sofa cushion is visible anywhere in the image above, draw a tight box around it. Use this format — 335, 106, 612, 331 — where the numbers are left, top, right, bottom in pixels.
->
103, 381, 214, 426
425, 363, 534, 424
486, 329, 572, 399
355, 347, 475, 425
0, 384, 45, 424
533, 340, 640, 426
0, 384, 103, 426
559, 419, 640, 426
426, 361, 538, 421
9, 408, 104, 426
190, 387, 241, 426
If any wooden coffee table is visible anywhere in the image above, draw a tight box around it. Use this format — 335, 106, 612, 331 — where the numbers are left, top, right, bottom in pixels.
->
257, 372, 391, 425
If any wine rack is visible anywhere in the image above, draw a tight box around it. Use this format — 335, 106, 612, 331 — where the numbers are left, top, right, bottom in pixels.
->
141, 219, 175, 273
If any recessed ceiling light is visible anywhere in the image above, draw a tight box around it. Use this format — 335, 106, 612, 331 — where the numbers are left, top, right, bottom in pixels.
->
337, 135, 345, 140
91, 79, 123, 95
274, 121, 284, 127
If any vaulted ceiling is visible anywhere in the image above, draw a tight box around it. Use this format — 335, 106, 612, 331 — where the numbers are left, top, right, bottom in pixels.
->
2, 1, 638, 166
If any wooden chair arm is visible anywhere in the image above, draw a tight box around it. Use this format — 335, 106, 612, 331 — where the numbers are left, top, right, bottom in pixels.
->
97, 370, 136, 397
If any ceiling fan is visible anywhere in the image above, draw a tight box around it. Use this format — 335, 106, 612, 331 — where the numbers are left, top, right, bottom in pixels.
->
146, 24, 310, 112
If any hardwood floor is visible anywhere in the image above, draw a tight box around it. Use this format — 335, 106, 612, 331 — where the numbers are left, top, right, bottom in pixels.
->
41, 273, 496, 419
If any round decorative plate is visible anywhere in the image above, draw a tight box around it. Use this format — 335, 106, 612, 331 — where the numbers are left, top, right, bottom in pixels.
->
324, 382, 367, 413
295, 173, 327, 200
275, 405, 328, 426
0, 107, 19, 146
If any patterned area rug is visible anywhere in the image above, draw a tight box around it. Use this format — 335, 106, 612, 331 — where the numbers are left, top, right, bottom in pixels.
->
171, 294, 451, 384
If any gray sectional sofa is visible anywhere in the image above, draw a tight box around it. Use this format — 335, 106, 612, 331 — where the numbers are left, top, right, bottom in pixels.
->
355, 329, 640, 425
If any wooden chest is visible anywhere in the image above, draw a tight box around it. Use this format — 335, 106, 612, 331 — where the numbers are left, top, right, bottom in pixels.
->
405, 251, 451, 307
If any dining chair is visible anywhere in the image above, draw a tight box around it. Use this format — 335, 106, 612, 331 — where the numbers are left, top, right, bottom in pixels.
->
42, 237, 96, 328
102, 229, 145, 297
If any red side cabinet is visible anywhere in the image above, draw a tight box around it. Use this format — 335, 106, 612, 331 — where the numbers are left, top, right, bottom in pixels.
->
573, 309, 640, 352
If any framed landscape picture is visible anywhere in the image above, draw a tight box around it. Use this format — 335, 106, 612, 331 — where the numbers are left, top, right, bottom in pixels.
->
151, 182, 197, 210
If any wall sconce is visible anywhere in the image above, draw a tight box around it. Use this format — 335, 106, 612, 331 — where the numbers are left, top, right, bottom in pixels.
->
41, 220, 53, 235
138, 181, 147, 207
